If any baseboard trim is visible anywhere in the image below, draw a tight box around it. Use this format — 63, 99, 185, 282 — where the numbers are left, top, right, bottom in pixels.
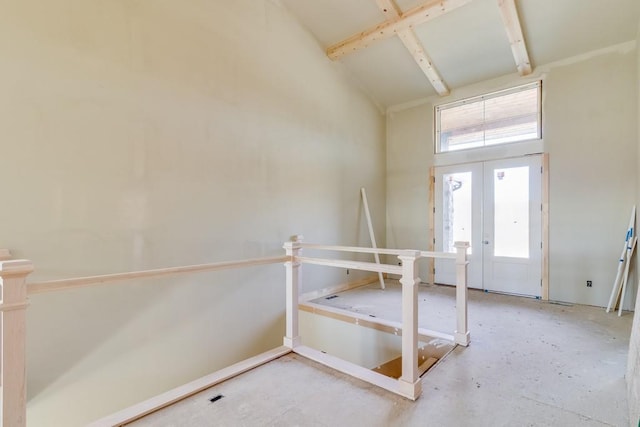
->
88, 346, 292, 426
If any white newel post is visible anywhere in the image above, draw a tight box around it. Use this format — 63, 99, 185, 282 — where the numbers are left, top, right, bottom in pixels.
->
283, 236, 302, 349
454, 241, 470, 346
0, 259, 34, 427
397, 250, 421, 400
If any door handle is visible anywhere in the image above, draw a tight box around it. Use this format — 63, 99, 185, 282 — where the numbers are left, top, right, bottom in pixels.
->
483, 240, 490, 244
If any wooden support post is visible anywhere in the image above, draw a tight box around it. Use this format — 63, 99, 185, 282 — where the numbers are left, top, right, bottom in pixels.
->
374, 0, 450, 96
327, 0, 472, 60
283, 236, 302, 349
0, 249, 11, 395
397, 250, 421, 400
454, 241, 470, 346
497, 0, 532, 75
0, 259, 34, 427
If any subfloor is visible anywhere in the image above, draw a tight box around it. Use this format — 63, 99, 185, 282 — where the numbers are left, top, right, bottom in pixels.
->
129, 280, 633, 427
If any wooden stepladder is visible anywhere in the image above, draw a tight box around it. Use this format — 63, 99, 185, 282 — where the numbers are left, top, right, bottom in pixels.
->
607, 206, 636, 316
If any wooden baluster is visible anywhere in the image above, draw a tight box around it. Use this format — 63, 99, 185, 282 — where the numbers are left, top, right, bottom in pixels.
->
454, 241, 470, 346
1, 260, 34, 427
283, 236, 303, 349
397, 250, 421, 400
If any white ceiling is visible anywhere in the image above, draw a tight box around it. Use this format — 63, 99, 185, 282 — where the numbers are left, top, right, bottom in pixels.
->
281, 0, 640, 108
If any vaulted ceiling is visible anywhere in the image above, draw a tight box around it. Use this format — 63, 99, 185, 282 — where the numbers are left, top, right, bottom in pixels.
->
281, 0, 640, 108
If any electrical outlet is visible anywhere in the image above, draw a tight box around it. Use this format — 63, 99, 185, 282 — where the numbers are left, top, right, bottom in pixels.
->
586, 280, 592, 287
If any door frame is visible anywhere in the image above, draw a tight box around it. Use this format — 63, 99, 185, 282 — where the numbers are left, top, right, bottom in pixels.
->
428, 153, 549, 300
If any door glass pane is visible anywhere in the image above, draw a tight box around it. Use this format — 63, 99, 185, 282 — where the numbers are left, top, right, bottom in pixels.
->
442, 172, 472, 253
494, 166, 529, 258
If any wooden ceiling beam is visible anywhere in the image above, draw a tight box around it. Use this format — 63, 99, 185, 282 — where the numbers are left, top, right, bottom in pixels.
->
497, 0, 532, 75
327, 0, 472, 60
375, 0, 449, 96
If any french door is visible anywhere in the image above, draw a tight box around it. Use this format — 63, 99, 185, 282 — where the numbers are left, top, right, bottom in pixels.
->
434, 155, 542, 297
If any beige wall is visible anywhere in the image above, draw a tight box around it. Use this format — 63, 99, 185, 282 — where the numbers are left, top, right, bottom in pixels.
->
386, 104, 434, 278
629, 23, 640, 427
0, 1, 386, 425
545, 47, 637, 306
386, 44, 638, 307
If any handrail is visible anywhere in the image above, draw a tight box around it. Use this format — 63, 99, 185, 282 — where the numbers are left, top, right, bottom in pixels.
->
27, 256, 288, 295
300, 243, 406, 255
419, 250, 456, 260
298, 243, 457, 260
295, 256, 402, 275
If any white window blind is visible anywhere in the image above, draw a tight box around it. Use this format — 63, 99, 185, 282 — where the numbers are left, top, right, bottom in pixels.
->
436, 82, 541, 153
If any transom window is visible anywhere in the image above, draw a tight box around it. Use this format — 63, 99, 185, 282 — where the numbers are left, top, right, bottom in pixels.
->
435, 82, 541, 153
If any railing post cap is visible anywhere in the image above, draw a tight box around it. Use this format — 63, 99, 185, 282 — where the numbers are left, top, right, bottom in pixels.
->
454, 241, 470, 248
0, 259, 34, 276
283, 235, 304, 250
0, 248, 12, 260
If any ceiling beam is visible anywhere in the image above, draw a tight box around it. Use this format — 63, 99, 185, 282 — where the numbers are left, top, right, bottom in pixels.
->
497, 0, 532, 75
327, 0, 472, 60
375, 0, 449, 96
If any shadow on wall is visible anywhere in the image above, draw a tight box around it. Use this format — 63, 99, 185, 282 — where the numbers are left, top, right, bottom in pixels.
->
26, 264, 286, 417
26, 279, 174, 400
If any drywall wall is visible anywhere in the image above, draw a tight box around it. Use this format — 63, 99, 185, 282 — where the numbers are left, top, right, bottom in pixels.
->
0, 1, 385, 425
545, 47, 637, 307
631, 26, 640, 427
386, 104, 434, 279
386, 44, 638, 308
300, 311, 404, 369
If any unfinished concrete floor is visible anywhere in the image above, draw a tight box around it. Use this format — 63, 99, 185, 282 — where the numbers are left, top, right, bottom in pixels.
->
129, 280, 633, 426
